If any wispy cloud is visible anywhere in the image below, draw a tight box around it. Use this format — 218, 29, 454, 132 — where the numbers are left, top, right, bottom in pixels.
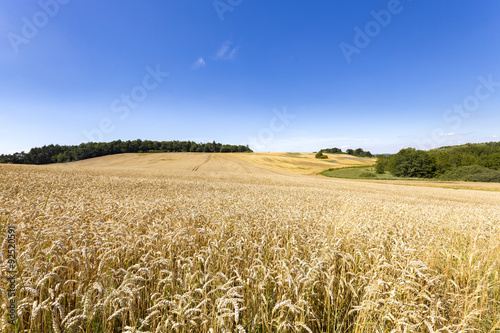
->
216, 41, 239, 60
437, 132, 474, 138
217, 42, 230, 59
192, 57, 206, 70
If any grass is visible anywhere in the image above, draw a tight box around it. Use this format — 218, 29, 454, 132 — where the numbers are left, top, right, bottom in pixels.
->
321, 166, 405, 180
1, 163, 500, 332
321, 166, 500, 192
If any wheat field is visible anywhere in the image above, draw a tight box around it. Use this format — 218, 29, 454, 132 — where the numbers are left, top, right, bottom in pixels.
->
1, 161, 500, 332
67, 152, 375, 175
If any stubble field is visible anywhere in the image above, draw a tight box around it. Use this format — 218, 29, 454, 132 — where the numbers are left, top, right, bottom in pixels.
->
1, 156, 499, 332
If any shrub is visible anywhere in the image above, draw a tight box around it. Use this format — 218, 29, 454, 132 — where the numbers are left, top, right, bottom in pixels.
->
359, 171, 376, 178
438, 165, 500, 182
375, 155, 391, 174
315, 152, 328, 159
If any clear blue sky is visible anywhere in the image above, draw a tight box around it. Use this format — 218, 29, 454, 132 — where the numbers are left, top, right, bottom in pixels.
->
1, 0, 499, 154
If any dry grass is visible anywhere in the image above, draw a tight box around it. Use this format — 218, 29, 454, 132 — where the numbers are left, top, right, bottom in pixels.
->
1, 163, 499, 332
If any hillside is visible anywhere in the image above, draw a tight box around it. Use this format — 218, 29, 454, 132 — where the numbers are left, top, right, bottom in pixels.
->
376, 141, 500, 182
64, 152, 375, 175
0, 140, 252, 165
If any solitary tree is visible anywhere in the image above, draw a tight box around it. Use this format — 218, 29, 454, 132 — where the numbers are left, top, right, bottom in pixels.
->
315, 152, 328, 159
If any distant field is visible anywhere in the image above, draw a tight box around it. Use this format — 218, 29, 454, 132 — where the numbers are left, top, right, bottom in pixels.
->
321, 166, 397, 180
229, 152, 375, 175
67, 153, 500, 191
67, 152, 376, 175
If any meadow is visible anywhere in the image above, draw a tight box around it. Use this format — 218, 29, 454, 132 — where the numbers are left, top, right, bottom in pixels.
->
322, 166, 500, 192
1, 155, 499, 332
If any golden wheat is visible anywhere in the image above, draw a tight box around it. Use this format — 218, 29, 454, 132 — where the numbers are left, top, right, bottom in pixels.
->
0, 164, 499, 332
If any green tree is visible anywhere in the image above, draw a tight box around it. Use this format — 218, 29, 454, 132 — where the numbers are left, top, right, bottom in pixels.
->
387, 148, 437, 178
375, 155, 390, 174
315, 152, 328, 159
354, 148, 364, 156
320, 147, 342, 154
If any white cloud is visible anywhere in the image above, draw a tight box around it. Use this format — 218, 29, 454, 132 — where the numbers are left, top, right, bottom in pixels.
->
438, 132, 457, 137
217, 42, 230, 58
227, 47, 238, 59
216, 41, 239, 60
192, 57, 205, 69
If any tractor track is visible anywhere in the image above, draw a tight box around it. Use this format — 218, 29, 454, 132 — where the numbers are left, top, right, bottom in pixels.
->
192, 154, 212, 171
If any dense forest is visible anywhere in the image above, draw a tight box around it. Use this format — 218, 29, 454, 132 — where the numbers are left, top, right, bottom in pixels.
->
375, 142, 500, 182
0, 140, 253, 165
320, 147, 373, 157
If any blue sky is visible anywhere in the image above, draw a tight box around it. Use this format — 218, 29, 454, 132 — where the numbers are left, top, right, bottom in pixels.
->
1, 0, 499, 154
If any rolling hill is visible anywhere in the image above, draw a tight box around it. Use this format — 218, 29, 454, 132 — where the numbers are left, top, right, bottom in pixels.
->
64, 152, 376, 175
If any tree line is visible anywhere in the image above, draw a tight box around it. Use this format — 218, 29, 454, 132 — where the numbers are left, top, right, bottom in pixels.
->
320, 147, 373, 158
0, 140, 253, 165
375, 142, 500, 182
